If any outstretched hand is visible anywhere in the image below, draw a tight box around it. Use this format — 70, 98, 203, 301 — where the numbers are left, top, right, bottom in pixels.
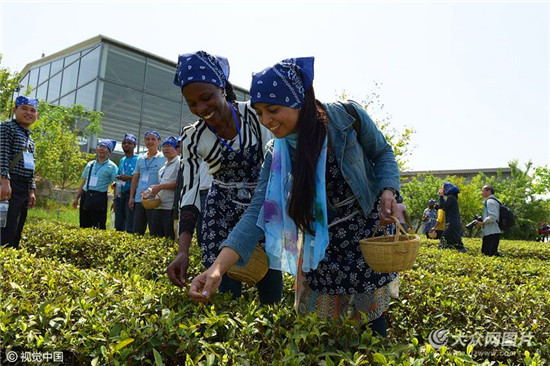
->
189, 268, 222, 303
167, 253, 190, 287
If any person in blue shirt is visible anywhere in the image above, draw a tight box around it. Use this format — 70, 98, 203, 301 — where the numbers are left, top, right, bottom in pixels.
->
73, 139, 118, 229
113, 133, 138, 233
129, 131, 166, 235
189, 57, 400, 337
422, 199, 438, 239
146, 136, 180, 240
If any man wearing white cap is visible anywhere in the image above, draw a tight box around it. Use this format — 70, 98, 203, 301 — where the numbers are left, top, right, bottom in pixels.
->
73, 139, 118, 229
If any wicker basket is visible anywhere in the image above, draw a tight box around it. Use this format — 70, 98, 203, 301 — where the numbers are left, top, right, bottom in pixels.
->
359, 217, 420, 272
428, 231, 437, 239
141, 196, 161, 210
227, 244, 269, 285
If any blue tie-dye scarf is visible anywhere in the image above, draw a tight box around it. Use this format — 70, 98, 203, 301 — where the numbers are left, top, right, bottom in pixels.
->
257, 134, 329, 276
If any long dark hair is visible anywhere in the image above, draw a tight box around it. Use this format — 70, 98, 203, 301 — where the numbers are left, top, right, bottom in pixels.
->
287, 86, 327, 234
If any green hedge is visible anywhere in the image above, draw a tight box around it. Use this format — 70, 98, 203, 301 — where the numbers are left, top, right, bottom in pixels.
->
21, 219, 182, 280
0, 220, 547, 365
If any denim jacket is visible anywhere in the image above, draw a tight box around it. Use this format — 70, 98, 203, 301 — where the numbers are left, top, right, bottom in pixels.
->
221, 100, 400, 265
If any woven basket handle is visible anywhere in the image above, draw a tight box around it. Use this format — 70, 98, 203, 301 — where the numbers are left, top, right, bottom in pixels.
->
392, 217, 414, 253
391, 216, 408, 242
371, 216, 407, 242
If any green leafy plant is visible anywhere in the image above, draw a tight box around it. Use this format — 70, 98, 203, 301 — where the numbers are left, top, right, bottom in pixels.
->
1, 221, 547, 365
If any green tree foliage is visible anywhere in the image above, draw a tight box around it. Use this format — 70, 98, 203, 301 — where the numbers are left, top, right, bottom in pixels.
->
32, 101, 103, 191
339, 82, 415, 171
533, 165, 550, 196
0, 55, 21, 120
401, 161, 550, 239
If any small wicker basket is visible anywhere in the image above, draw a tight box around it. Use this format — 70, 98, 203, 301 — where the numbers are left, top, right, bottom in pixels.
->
141, 197, 161, 210
227, 244, 269, 285
428, 231, 437, 239
359, 217, 420, 272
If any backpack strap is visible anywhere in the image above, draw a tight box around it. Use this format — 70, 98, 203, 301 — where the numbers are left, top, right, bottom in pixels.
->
339, 101, 361, 138
488, 197, 501, 206
86, 162, 95, 191
8, 151, 23, 171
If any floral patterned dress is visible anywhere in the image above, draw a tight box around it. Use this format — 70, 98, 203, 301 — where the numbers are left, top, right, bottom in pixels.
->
296, 150, 397, 322
200, 142, 264, 267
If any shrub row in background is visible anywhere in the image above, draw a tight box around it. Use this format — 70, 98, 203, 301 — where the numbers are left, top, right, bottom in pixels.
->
21, 219, 181, 281
1, 220, 547, 364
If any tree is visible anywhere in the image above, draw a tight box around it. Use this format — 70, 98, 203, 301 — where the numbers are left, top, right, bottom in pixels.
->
533, 165, 550, 196
32, 101, 103, 192
339, 82, 415, 171
0, 54, 22, 120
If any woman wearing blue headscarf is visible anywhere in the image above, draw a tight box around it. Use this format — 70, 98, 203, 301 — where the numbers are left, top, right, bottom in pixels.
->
437, 182, 467, 252
190, 57, 400, 337
167, 51, 283, 305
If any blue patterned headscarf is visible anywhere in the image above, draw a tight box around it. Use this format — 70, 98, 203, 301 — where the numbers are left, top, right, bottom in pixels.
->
15, 96, 38, 109
144, 131, 161, 140
173, 51, 230, 89
161, 136, 178, 149
250, 57, 315, 109
122, 133, 137, 145
98, 139, 116, 153
443, 182, 460, 195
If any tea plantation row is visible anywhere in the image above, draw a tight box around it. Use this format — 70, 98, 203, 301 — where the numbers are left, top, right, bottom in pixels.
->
1, 219, 547, 365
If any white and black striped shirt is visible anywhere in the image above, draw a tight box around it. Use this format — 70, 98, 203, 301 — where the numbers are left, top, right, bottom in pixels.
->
177, 101, 272, 217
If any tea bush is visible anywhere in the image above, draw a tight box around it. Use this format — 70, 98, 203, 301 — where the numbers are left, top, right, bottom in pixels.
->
21, 219, 183, 280
388, 238, 549, 363
0, 220, 547, 365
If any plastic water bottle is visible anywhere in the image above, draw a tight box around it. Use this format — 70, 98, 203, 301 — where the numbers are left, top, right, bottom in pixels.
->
115, 180, 124, 197
0, 200, 9, 228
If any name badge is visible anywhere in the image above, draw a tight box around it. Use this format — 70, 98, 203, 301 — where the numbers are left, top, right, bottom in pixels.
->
23, 151, 35, 170
89, 176, 99, 187
141, 175, 149, 183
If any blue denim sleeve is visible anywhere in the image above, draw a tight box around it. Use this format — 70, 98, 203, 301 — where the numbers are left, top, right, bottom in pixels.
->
219, 141, 273, 266
351, 100, 400, 193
